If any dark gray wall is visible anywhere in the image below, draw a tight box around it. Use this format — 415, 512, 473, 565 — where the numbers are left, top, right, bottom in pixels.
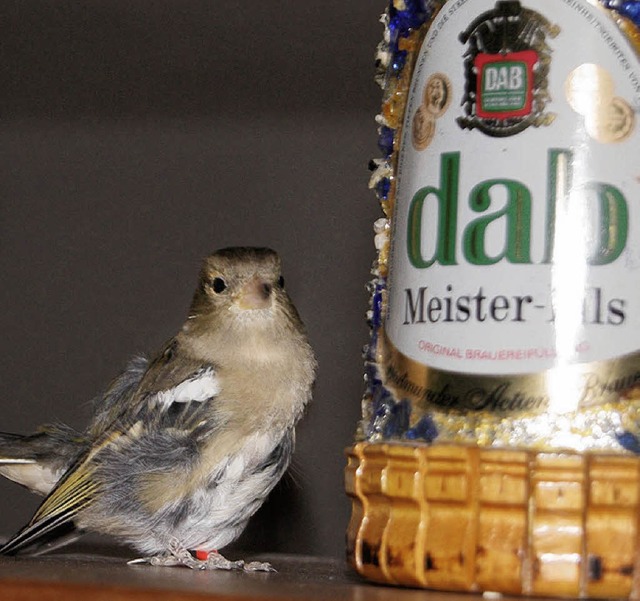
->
0, 1, 384, 558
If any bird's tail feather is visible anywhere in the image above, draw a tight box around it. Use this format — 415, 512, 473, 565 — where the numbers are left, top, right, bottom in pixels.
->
0, 445, 98, 556
0, 512, 79, 556
0, 427, 86, 495
0, 432, 39, 462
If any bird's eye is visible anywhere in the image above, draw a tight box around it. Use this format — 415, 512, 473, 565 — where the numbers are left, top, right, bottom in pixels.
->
277, 276, 285, 288
211, 277, 227, 293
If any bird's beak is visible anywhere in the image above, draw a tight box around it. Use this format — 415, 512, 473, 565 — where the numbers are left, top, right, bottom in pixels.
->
236, 276, 273, 310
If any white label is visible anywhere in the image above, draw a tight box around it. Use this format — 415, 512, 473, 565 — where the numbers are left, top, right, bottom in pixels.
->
385, 0, 640, 375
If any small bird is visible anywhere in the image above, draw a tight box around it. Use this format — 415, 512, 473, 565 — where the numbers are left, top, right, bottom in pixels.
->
0, 247, 316, 571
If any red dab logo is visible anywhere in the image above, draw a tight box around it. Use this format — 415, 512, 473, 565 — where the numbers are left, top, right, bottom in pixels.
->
474, 49, 538, 119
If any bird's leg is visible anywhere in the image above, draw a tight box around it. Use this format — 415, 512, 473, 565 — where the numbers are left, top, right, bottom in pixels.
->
128, 539, 274, 571
128, 539, 210, 568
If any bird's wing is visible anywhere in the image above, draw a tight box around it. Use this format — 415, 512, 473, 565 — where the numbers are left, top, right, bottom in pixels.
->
131, 339, 222, 432
0, 347, 221, 556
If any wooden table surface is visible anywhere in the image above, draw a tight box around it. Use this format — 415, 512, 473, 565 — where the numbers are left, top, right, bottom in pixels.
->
0, 544, 564, 601
0, 546, 442, 601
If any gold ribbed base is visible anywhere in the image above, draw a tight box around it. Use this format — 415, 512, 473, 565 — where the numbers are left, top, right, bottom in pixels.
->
345, 442, 640, 599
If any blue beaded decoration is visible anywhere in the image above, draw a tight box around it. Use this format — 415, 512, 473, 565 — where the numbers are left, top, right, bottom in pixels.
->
602, 0, 640, 27
377, 126, 394, 158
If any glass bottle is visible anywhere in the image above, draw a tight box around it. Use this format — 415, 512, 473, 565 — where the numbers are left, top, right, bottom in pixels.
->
346, 1, 640, 597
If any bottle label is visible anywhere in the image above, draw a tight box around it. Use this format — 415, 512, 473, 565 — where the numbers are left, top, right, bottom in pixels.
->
383, 0, 640, 414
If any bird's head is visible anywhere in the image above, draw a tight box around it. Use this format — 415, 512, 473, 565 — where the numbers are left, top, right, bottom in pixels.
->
186, 247, 301, 333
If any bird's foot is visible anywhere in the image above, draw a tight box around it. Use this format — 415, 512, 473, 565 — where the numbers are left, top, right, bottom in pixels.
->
241, 559, 276, 572
128, 540, 274, 572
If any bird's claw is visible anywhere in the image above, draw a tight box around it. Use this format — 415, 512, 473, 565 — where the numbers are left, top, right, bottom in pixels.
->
128, 540, 275, 572
128, 555, 184, 567
244, 560, 276, 572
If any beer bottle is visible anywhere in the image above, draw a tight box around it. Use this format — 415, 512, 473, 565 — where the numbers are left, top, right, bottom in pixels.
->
346, 1, 640, 597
